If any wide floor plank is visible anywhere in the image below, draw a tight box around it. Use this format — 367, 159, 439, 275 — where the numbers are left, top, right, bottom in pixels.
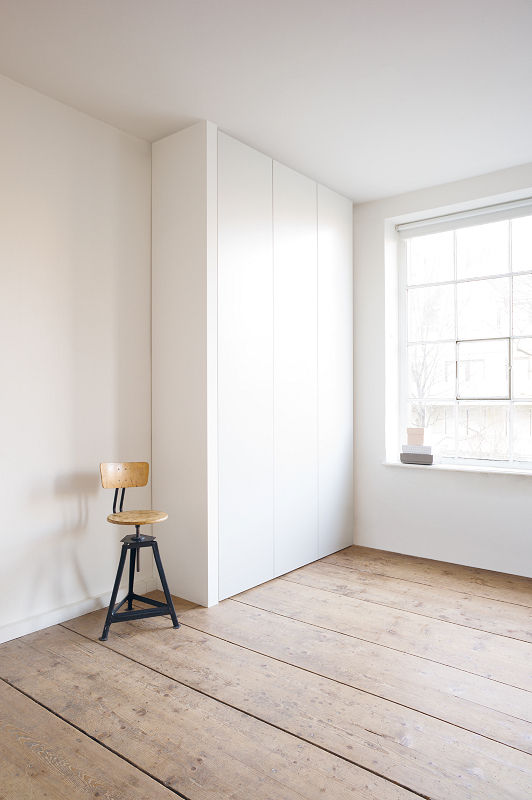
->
236, 579, 532, 690
283, 560, 532, 642
4, 546, 532, 800
172, 598, 531, 752
326, 546, 532, 607
0, 680, 176, 800
0, 625, 415, 800
62, 604, 532, 800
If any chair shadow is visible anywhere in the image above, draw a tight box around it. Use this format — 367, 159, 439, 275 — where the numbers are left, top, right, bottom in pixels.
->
18, 472, 101, 616
53, 471, 101, 603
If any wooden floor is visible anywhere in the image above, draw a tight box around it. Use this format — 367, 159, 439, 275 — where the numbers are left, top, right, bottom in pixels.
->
1, 546, 532, 799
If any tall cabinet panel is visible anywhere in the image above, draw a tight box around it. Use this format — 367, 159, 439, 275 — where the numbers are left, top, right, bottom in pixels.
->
218, 133, 274, 599
317, 185, 354, 557
273, 162, 319, 576
153, 124, 352, 607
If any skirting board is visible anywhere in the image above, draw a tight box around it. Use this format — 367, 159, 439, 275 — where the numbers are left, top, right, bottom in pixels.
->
0, 575, 159, 644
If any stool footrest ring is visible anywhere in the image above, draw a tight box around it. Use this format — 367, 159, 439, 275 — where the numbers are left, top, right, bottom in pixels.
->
107, 605, 177, 623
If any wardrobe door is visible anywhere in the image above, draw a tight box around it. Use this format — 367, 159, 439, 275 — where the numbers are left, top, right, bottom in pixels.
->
273, 162, 318, 576
317, 185, 354, 557
218, 134, 274, 599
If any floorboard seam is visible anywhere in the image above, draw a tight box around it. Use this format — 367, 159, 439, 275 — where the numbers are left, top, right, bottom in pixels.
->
0, 675, 189, 800
59, 618, 532, 756
58, 623, 430, 799
324, 557, 532, 609
171, 617, 532, 749
231, 598, 531, 692
279, 574, 532, 643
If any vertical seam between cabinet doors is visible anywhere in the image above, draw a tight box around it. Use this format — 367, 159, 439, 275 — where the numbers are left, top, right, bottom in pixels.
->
316, 184, 320, 559
149, 145, 154, 582
271, 159, 275, 578
216, 131, 221, 602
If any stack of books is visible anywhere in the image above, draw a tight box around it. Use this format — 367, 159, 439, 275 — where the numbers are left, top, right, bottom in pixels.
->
400, 428, 433, 465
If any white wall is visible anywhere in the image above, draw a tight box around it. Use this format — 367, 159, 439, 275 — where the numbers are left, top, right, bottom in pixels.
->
0, 75, 153, 642
152, 121, 219, 607
354, 162, 532, 578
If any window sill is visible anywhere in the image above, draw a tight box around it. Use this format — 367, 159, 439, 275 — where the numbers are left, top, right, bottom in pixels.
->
383, 460, 532, 477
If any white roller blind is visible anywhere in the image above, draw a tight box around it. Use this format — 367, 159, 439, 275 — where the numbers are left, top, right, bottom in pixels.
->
396, 196, 532, 238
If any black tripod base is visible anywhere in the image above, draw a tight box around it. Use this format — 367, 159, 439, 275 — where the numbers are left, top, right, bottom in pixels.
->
100, 537, 179, 642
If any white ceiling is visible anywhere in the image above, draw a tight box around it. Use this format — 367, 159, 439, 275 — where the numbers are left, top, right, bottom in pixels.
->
0, 0, 531, 202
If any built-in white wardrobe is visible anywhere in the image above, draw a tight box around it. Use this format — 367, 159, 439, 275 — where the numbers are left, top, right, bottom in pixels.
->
152, 121, 353, 606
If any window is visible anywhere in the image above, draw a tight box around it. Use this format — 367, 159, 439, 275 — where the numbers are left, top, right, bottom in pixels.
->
399, 205, 532, 466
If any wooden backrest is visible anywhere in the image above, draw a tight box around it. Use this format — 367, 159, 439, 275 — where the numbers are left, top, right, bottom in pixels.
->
100, 462, 149, 489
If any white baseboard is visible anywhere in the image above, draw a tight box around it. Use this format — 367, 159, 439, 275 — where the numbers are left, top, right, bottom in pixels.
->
0, 575, 159, 644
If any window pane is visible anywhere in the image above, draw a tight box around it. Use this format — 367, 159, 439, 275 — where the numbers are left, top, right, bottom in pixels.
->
513, 404, 532, 461
457, 277, 509, 339
408, 343, 455, 398
408, 402, 455, 455
457, 339, 509, 399
407, 231, 454, 286
407, 284, 454, 342
457, 404, 509, 459
456, 220, 509, 279
512, 338, 532, 399
511, 215, 532, 272
512, 274, 532, 336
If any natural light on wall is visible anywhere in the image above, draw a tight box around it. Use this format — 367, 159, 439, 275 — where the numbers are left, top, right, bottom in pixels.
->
396, 201, 532, 467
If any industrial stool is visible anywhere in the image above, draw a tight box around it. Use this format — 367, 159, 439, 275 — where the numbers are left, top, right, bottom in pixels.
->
99, 461, 179, 641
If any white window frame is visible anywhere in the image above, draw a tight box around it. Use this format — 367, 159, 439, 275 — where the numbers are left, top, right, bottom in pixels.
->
398, 203, 532, 470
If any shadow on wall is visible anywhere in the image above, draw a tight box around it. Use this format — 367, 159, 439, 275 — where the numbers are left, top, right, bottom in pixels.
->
55, 470, 100, 516
23, 471, 101, 616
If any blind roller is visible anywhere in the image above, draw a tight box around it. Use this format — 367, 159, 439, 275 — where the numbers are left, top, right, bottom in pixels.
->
396, 196, 532, 239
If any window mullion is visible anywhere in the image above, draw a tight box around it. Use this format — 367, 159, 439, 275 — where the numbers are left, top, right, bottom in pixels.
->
406, 267, 532, 292
399, 240, 408, 449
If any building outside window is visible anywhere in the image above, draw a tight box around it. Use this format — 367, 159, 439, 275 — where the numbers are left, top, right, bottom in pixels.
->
398, 206, 532, 466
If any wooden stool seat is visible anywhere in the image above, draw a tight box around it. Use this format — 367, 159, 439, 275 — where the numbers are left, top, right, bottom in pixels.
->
107, 510, 169, 526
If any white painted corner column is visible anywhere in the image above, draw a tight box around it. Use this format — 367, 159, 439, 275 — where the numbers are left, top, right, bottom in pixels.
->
152, 120, 218, 606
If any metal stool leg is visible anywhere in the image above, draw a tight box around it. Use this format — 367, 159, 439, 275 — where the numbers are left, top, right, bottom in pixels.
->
152, 541, 180, 629
134, 524, 141, 572
127, 547, 136, 610
100, 544, 128, 641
